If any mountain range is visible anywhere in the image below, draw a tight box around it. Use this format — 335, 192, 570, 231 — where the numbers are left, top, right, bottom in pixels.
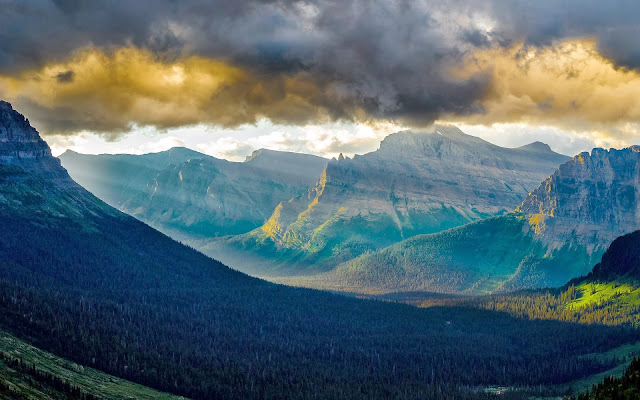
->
61, 124, 564, 276
295, 146, 640, 295
0, 100, 634, 399
61, 146, 327, 238
217, 125, 569, 274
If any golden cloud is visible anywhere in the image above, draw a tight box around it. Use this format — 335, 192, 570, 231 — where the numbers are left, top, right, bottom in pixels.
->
4, 40, 640, 146
450, 39, 640, 141
0, 47, 354, 136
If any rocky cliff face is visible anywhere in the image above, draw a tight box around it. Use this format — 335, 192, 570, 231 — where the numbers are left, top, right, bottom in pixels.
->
220, 125, 569, 275
0, 101, 116, 221
0, 100, 51, 162
518, 146, 640, 252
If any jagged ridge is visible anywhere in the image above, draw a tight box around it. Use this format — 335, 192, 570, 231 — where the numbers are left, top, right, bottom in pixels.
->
300, 145, 640, 295
217, 124, 568, 275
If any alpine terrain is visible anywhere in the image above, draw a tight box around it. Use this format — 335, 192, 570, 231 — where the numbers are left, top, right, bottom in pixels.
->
214, 125, 568, 275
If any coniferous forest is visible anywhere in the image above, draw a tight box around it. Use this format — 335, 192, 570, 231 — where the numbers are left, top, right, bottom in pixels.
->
0, 201, 638, 399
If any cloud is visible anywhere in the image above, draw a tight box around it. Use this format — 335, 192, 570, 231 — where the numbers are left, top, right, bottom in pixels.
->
0, 1, 494, 136
0, 47, 355, 136
451, 39, 640, 139
198, 120, 401, 160
196, 138, 255, 161
55, 70, 74, 83
3, 0, 640, 143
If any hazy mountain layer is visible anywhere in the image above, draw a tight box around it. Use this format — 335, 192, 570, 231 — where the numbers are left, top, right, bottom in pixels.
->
217, 125, 568, 275
61, 147, 328, 238
1, 100, 634, 400
59, 147, 209, 209
307, 146, 640, 295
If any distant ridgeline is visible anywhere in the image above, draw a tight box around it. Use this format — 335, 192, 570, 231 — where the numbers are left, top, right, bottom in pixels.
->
213, 125, 568, 275
302, 146, 640, 296
60, 147, 328, 239
2, 100, 639, 400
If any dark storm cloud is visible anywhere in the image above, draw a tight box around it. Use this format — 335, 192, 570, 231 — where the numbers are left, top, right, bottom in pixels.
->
55, 70, 74, 83
2, 0, 640, 134
486, 0, 640, 67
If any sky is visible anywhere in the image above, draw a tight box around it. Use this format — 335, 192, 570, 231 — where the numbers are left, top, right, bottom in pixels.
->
2, 0, 640, 160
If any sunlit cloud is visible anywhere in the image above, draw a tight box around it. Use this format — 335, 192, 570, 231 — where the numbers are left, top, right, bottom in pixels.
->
0, 46, 356, 137
50, 119, 403, 161
449, 39, 640, 146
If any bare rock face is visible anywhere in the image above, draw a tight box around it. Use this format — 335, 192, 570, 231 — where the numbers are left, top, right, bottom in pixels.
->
222, 125, 569, 274
518, 146, 640, 253
0, 100, 52, 161
110, 149, 329, 239
0, 101, 116, 220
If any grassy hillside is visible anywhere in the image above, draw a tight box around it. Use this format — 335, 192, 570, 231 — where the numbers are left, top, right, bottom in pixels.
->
0, 331, 181, 400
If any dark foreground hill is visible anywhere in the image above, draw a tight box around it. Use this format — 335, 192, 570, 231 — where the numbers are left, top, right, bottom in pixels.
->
0, 100, 637, 399
572, 357, 640, 400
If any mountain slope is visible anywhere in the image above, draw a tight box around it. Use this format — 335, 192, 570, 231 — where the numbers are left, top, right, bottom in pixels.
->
1, 100, 636, 399
422, 228, 640, 327
59, 147, 209, 209
62, 147, 328, 239
0, 331, 178, 400
571, 357, 640, 400
216, 125, 568, 274
300, 146, 640, 295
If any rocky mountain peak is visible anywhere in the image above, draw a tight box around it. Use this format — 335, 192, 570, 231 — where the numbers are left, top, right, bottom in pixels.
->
518, 141, 553, 153
517, 146, 640, 243
0, 100, 52, 162
244, 149, 264, 162
0, 102, 118, 220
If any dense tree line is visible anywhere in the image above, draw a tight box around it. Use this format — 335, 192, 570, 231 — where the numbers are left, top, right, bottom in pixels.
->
422, 284, 640, 327
0, 211, 637, 400
570, 358, 640, 400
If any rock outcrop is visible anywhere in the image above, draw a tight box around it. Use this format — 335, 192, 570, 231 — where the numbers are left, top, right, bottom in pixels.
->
0, 100, 51, 162
0, 100, 117, 220
517, 146, 640, 251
